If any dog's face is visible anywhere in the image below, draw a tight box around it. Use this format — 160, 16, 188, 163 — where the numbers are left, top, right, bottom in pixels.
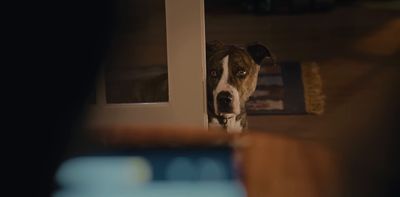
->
206, 41, 273, 119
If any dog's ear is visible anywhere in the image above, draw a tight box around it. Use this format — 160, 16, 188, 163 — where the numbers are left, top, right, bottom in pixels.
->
246, 42, 274, 66
206, 40, 224, 55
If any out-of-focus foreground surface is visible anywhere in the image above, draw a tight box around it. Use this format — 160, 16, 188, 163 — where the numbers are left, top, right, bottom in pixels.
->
74, 127, 341, 197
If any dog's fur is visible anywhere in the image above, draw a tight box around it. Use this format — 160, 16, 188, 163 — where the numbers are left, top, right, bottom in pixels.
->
206, 40, 273, 132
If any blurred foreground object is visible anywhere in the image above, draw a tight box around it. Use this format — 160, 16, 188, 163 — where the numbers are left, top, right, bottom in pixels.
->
54, 148, 245, 197
55, 127, 341, 197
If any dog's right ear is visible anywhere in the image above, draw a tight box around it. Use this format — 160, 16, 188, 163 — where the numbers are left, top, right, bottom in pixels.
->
206, 40, 224, 55
246, 42, 274, 66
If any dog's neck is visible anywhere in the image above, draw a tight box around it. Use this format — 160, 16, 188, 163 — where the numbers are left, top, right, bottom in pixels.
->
207, 105, 247, 132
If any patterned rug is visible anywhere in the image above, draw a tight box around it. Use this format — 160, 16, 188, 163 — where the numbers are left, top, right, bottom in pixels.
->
246, 62, 325, 115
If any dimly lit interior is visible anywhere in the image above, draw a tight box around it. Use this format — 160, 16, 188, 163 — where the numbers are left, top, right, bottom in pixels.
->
18, 0, 400, 197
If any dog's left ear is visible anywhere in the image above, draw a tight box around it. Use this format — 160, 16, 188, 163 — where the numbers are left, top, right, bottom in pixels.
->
246, 42, 274, 66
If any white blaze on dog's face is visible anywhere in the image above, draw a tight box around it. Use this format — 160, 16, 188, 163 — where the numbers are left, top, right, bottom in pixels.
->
206, 41, 271, 120
212, 55, 241, 117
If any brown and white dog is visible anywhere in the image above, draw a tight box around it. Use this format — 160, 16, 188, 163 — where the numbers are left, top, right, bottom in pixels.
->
206, 40, 273, 132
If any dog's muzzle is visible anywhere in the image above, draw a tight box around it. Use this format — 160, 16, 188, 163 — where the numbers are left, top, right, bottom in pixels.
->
217, 91, 233, 113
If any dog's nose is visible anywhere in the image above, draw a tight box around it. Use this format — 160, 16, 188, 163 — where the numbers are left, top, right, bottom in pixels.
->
217, 91, 233, 113
218, 92, 232, 105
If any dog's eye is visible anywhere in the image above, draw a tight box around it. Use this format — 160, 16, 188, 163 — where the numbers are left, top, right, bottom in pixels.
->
236, 70, 247, 77
210, 70, 218, 78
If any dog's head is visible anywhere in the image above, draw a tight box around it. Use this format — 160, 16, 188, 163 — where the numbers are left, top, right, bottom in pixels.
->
206, 40, 273, 119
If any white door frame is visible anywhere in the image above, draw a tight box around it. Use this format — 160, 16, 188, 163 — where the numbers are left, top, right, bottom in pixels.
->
86, 0, 207, 128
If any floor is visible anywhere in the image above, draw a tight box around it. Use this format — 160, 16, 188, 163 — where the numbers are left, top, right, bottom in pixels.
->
205, 3, 400, 196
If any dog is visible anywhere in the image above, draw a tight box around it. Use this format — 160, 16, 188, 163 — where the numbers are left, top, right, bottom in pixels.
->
206, 40, 273, 132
